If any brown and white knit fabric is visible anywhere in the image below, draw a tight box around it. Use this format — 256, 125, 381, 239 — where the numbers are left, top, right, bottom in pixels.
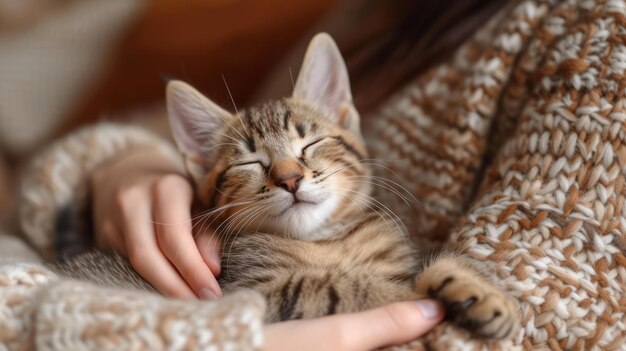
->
19, 123, 183, 257
2, 124, 266, 351
0, 262, 265, 351
368, 0, 626, 349
4, 0, 626, 349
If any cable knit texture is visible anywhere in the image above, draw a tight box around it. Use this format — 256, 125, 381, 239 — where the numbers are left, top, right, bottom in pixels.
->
3, 124, 266, 351
36, 284, 264, 351
0, 262, 265, 351
3, 0, 626, 350
367, 0, 626, 349
19, 123, 183, 258
0, 263, 55, 350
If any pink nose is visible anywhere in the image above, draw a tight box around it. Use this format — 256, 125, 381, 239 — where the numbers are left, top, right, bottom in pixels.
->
275, 174, 303, 193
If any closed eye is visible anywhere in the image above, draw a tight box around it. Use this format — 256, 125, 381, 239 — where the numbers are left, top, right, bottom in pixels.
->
233, 161, 267, 169
301, 137, 327, 154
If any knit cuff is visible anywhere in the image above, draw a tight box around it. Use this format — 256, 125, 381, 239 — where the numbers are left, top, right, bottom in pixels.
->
35, 282, 265, 351
0, 262, 58, 350
18, 123, 183, 258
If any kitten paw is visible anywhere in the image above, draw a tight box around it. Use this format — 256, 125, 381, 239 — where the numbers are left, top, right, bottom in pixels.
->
425, 273, 519, 339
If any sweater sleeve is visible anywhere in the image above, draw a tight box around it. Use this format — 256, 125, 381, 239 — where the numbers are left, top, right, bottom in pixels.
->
10, 124, 268, 350
18, 123, 184, 258
0, 261, 266, 351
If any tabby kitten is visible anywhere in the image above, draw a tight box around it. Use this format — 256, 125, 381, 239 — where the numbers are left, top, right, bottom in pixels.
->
53, 34, 519, 339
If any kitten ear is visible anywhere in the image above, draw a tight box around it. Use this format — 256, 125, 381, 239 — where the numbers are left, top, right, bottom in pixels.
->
293, 33, 359, 132
166, 80, 230, 182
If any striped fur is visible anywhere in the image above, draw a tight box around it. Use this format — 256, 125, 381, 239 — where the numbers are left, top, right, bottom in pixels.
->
52, 96, 519, 339
52, 34, 520, 340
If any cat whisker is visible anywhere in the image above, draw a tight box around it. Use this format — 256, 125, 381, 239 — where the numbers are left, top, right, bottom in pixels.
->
344, 179, 414, 211
344, 189, 405, 229
336, 188, 410, 246
336, 189, 390, 224
222, 206, 270, 267
190, 197, 257, 223
209, 205, 259, 251
190, 196, 269, 242
204, 142, 241, 153
254, 206, 272, 233
194, 190, 273, 219
218, 205, 269, 267
353, 160, 407, 182
350, 177, 416, 207
336, 191, 379, 219
314, 162, 365, 183
192, 209, 227, 242
197, 206, 253, 266
220, 205, 259, 238
289, 67, 296, 89
362, 174, 420, 204
357, 158, 406, 164
149, 199, 257, 237
334, 190, 404, 245
343, 176, 419, 210
193, 194, 275, 237
208, 130, 241, 144
168, 203, 258, 261
222, 74, 250, 138
220, 111, 250, 144
216, 201, 268, 239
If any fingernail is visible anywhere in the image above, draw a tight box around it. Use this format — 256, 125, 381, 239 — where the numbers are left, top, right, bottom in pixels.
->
416, 300, 443, 320
199, 288, 218, 300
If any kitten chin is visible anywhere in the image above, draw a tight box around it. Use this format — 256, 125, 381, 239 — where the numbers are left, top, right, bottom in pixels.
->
238, 193, 342, 240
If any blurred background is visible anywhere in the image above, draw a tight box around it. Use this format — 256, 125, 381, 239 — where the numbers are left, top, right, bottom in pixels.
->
0, 0, 337, 221
0, 0, 505, 223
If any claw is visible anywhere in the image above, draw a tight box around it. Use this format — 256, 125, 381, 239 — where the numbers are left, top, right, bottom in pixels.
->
427, 276, 454, 297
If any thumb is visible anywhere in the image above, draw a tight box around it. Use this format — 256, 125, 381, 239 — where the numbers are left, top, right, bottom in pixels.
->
262, 300, 444, 351
342, 300, 445, 350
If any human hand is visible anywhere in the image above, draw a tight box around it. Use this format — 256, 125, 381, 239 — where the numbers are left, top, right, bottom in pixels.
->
264, 300, 445, 351
90, 148, 222, 299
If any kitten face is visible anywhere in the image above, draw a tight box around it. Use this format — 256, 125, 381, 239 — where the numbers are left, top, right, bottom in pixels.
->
167, 33, 369, 239
201, 99, 369, 239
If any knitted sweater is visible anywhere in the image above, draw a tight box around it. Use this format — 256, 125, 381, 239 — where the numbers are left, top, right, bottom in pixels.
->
2, 0, 626, 350
368, 0, 626, 349
3, 126, 266, 351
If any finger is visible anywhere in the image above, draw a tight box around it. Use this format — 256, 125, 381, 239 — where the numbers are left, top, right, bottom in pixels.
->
152, 175, 223, 299
263, 300, 444, 351
340, 300, 444, 349
96, 219, 127, 255
120, 192, 197, 299
194, 229, 221, 276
